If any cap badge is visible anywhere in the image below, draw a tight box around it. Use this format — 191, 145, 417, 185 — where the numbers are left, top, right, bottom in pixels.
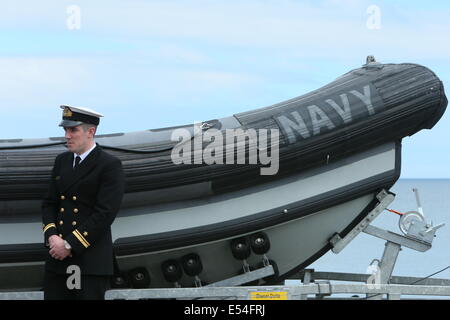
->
63, 107, 73, 118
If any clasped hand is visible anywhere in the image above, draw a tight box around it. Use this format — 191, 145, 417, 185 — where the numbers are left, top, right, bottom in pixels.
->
48, 235, 72, 260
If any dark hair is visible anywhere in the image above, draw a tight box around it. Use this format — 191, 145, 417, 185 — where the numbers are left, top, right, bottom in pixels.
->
81, 123, 97, 135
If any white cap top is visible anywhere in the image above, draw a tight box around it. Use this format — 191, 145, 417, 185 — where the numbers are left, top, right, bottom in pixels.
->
60, 105, 104, 118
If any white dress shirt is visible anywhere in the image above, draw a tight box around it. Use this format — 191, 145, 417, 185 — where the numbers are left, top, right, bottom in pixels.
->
73, 143, 97, 167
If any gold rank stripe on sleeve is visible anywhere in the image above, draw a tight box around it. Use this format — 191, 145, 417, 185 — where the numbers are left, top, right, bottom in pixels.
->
72, 229, 90, 248
43, 223, 56, 233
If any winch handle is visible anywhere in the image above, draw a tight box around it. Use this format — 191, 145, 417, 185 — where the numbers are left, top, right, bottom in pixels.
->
412, 188, 425, 219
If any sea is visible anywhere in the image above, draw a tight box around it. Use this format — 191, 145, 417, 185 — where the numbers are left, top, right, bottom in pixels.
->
287, 179, 450, 299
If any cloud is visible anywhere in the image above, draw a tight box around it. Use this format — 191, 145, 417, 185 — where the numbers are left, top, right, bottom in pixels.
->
0, 57, 98, 111
65, 1, 450, 59
1, 0, 449, 59
0, 53, 265, 139
151, 44, 210, 65
0, 57, 93, 108
1, 1, 449, 63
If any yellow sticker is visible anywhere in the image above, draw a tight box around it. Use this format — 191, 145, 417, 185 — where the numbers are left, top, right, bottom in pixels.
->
250, 291, 288, 300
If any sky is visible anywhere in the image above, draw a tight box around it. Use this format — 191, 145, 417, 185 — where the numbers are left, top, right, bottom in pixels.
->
0, 0, 449, 178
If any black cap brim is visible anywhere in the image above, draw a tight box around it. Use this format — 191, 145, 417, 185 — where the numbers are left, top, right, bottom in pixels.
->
59, 120, 84, 127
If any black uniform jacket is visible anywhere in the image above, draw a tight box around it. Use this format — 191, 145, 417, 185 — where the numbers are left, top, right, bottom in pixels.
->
42, 145, 125, 275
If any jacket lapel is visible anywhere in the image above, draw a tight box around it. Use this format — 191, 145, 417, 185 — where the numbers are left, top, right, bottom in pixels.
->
59, 145, 102, 193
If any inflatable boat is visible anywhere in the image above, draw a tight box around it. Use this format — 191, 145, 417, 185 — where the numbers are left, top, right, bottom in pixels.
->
0, 58, 447, 290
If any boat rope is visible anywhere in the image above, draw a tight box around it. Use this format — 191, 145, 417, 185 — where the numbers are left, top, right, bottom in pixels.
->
408, 264, 450, 285
361, 263, 450, 300
0, 141, 174, 153
386, 208, 404, 216
0, 123, 215, 153
0, 141, 65, 150
99, 144, 174, 154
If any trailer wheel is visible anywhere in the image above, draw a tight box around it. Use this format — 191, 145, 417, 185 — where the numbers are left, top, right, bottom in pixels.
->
181, 253, 203, 277
110, 272, 129, 289
128, 267, 151, 289
250, 232, 271, 255
161, 259, 183, 283
230, 237, 251, 260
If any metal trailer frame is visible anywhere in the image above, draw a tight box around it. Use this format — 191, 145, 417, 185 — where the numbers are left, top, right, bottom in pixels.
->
1, 189, 449, 300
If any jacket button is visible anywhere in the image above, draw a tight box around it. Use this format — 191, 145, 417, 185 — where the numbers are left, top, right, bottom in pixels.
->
59, 234, 63, 237
72, 221, 77, 226
73, 208, 79, 214
59, 220, 63, 225
60, 208, 65, 213
83, 231, 88, 237
60, 195, 65, 200
72, 196, 77, 201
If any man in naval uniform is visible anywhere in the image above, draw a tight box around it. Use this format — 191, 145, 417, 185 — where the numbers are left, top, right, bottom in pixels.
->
41, 105, 125, 300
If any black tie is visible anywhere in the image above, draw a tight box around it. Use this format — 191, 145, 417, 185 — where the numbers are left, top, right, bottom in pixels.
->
74, 156, 81, 170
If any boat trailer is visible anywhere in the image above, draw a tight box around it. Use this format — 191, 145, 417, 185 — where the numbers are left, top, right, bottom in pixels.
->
1, 189, 449, 300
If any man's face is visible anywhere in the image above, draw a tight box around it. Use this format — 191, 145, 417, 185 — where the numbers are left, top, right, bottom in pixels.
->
64, 125, 95, 154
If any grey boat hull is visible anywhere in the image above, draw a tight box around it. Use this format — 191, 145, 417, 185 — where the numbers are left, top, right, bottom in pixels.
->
0, 141, 399, 290
2, 60, 446, 290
